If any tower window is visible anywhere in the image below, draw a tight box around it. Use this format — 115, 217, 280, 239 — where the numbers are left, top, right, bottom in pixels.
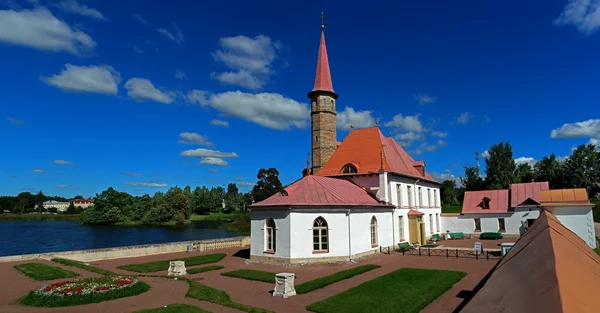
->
341, 164, 357, 174
315, 136, 319, 142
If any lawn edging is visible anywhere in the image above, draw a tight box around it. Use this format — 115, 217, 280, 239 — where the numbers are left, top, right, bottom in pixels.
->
188, 265, 224, 274
220, 269, 275, 283
135, 303, 210, 313
183, 277, 274, 313
117, 253, 226, 273
14, 263, 79, 281
296, 264, 380, 294
52, 258, 116, 276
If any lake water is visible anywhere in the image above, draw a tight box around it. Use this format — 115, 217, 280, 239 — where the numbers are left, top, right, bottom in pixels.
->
0, 220, 241, 257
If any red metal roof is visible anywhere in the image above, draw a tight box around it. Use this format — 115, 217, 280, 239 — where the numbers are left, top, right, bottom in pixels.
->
311, 30, 334, 93
250, 175, 392, 208
462, 189, 509, 214
407, 209, 424, 216
510, 181, 549, 207
315, 127, 439, 184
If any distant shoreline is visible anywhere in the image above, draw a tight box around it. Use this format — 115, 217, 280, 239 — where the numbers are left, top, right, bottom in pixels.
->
0, 214, 80, 222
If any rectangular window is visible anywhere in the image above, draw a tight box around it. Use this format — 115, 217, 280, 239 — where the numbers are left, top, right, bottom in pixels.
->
436, 213, 440, 232
474, 218, 481, 232
266, 227, 273, 250
498, 218, 506, 232
429, 214, 433, 234
407, 186, 413, 208
396, 184, 402, 207
418, 187, 423, 208
398, 216, 404, 240
434, 190, 438, 207
428, 189, 432, 207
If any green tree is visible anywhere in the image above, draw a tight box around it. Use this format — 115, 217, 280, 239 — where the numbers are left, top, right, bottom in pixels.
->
533, 153, 565, 189
514, 163, 534, 183
65, 202, 76, 214
440, 180, 459, 206
80, 187, 133, 225
17, 192, 35, 214
35, 190, 45, 213
485, 142, 516, 189
73, 195, 84, 199
227, 183, 239, 196
562, 144, 599, 193
461, 166, 485, 191
251, 168, 283, 203
130, 195, 152, 221
165, 187, 190, 218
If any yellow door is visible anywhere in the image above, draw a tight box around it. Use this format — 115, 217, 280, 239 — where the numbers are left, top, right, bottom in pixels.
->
408, 216, 419, 244
419, 223, 427, 245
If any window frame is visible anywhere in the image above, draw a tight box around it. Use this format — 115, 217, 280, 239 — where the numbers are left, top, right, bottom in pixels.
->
407, 185, 413, 208
474, 218, 482, 232
429, 214, 433, 234
498, 218, 506, 233
312, 217, 329, 253
398, 215, 404, 240
433, 189, 438, 207
265, 218, 276, 253
396, 184, 402, 207
341, 164, 358, 174
435, 213, 440, 232
370, 216, 378, 247
418, 187, 423, 208
427, 188, 432, 208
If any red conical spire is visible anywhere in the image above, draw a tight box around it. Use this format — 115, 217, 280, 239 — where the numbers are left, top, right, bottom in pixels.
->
311, 26, 334, 93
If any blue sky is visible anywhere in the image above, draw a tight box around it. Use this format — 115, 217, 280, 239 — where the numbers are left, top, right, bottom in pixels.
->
1, 0, 599, 198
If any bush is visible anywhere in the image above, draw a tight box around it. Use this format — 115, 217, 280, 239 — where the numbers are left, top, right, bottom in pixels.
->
48, 207, 58, 213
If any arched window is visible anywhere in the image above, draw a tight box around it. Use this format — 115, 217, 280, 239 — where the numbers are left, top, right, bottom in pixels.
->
341, 164, 357, 174
312, 217, 328, 252
370, 216, 378, 246
265, 218, 276, 252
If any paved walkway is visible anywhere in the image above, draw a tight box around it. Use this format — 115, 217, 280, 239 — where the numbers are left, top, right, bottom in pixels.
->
1, 248, 498, 313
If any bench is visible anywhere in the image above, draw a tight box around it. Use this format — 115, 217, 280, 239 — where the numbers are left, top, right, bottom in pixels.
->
480, 232, 503, 240
398, 242, 413, 251
430, 234, 443, 242
448, 232, 465, 239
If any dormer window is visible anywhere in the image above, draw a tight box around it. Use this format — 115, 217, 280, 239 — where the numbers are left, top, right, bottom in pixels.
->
279, 190, 289, 196
341, 164, 357, 174
482, 197, 491, 209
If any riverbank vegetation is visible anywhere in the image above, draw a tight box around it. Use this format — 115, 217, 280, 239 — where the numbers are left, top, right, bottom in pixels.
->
117, 253, 226, 273
14, 263, 80, 281
0, 214, 81, 222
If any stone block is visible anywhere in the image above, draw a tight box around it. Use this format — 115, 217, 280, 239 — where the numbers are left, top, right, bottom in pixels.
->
273, 273, 296, 298
167, 260, 187, 276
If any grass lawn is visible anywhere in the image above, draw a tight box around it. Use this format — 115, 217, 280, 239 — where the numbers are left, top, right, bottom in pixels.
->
594, 248, 600, 257
221, 269, 275, 283
117, 253, 226, 273
190, 212, 247, 222
296, 264, 380, 294
306, 268, 466, 313
184, 278, 273, 313
19, 280, 150, 307
136, 304, 209, 313
52, 258, 116, 276
14, 263, 79, 281
188, 265, 224, 274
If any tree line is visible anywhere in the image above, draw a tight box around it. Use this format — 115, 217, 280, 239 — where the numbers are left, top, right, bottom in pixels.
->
441, 142, 600, 206
0, 192, 87, 214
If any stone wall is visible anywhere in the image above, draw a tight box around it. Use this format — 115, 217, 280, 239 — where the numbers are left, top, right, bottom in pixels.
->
311, 94, 337, 174
0, 236, 251, 263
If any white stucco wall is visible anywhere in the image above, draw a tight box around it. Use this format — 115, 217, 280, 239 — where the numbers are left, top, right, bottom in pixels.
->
394, 207, 442, 242
387, 175, 441, 209
550, 206, 595, 248
349, 211, 394, 254
441, 209, 541, 235
289, 210, 349, 259
250, 209, 291, 258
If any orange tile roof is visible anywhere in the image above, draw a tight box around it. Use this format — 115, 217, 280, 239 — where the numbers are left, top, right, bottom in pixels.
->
510, 181, 549, 207
316, 127, 439, 184
461, 210, 600, 313
407, 209, 424, 216
540, 188, 589, 204
462, 189, 509, 214
250, 175, 393, 208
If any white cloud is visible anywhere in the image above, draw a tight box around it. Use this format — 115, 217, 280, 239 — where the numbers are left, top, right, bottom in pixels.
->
178, 132, 213, 147
208, 168, 219, 173
56, 184, 78, 189
431, 131, 447, 138
174, 69, 186, 80
0, 7, 96, 55
237, 181, 253, 187
515, 157, 536, 167
430, 172, 459, 183
210, 119, 229, 127
337, 107, 375, 130
126, 182, 168, 188
124, 172, 144, 177
125, 78, 174, 103
180, 148, 239, 158
550, 119, 600, 140
199, 157, 228, 166
53, 160, 73, 165
481, 150, 490, 158
413, 94, 437, 105
394, 132, 424, 147
52, 1, 106, 21
133, 13, 150, 26
454, 112, 473, 125
444, 169, 452, 173
7, 117, 23, 125
415, 143, 439, 155
211, 35, 282, 89
157, 23, 184, 44
187, 90, 308, 130
133, 46, 143, 54
437, 139, 448, 146
42, 64, 120, 95
553, 0, 600, 34
385, 114, 424, 133
32, 168, 44, 173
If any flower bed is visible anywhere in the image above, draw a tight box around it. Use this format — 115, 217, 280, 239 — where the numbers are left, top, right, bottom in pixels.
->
38, 276, 138, 297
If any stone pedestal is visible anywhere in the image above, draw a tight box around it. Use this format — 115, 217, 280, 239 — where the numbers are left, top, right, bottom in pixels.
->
273, 273, 296, 298
167, 261, 187, 276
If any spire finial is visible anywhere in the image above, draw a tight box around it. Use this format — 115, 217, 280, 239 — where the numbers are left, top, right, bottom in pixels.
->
375, 120, 379, 126
350, 124, 354, 129
321, 12, 325, 30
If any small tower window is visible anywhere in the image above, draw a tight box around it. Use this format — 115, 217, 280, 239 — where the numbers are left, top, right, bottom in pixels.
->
341, 164, 357, 174
315, 135, 319, 142
481, 197, 491, 209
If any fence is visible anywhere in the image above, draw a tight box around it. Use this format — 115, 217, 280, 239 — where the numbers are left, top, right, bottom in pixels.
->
398, 247, 502, 260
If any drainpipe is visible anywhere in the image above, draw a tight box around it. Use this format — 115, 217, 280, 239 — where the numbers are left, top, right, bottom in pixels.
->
347, 209, 352, 261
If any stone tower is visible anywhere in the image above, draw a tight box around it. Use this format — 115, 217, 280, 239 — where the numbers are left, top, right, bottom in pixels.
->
308, 21, 338, 175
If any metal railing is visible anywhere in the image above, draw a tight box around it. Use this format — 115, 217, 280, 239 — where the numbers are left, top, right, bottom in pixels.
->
398, 247, 501, 260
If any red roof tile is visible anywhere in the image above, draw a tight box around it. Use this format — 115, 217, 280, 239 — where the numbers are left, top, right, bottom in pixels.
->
315, 127, 439, 184
462, 189, 509, 214
510, 181, 549, 207
311, 30, 334, 93
407, 209, 424, 216
250, 175, 392, 208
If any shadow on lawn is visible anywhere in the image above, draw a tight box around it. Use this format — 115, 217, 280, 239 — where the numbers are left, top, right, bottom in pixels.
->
233, 248, 250, 259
